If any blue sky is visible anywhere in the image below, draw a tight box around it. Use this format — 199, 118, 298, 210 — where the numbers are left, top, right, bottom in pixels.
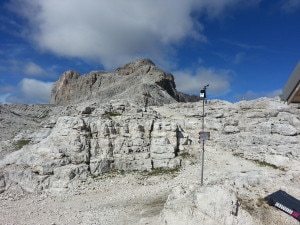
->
1, 0, 300, 104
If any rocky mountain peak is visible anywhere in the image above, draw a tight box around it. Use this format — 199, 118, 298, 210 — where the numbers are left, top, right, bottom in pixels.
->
50, 58, 198, 106
114, 58, 155, 75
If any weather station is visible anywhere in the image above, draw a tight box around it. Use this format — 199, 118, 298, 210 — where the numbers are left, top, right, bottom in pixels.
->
199, 84, 210, 186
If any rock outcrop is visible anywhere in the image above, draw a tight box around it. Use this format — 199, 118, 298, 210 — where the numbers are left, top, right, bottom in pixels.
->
50, 58, 199, 106
0, 100, 189, 193
1, 97, 299, 194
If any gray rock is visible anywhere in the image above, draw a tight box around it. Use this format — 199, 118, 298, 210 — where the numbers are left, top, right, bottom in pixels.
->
0, 59, 299, 225
50, 58, 199, 106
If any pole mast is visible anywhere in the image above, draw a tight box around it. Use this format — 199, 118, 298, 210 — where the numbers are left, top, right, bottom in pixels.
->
199, 84, 209, 186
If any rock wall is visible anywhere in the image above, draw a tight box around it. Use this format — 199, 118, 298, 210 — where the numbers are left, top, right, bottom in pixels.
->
0, 101, 191, 192
156, 98, 300, 225
0, 97, 299, 221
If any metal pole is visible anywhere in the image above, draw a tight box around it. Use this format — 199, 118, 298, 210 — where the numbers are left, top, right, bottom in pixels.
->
201, 98, 205, 186
201, 140, 204, 185
199, 84, 208, 186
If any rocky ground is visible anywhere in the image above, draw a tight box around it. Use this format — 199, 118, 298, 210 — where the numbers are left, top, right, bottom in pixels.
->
1, 97, 300, 225
0, 146, 279, 225
0, 141, 299, 225
0, 169, 174, 225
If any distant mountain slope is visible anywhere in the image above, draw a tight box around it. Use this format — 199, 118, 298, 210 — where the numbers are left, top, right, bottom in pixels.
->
50, 58, 199, 106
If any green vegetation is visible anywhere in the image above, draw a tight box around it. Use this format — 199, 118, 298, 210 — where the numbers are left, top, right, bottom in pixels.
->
91, 169, 126, 180
102, 112, 122, 120
141, 167, 180, 177
90, 167, 180, 181
13, 139, 31, 150
233, 152, 244, 157
250, 159, 279, 170
233, 151, 283, 171
179, 152, 192, 159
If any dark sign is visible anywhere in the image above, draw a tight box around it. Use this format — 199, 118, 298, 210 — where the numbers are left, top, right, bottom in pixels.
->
200, 89, 206, 99
265, 190, 300, 221
199, 131, 210, 141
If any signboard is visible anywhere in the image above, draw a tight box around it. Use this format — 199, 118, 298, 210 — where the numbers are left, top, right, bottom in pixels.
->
199, 131, 210, 141
200, 89, 206, 99
265, 190, 300, 221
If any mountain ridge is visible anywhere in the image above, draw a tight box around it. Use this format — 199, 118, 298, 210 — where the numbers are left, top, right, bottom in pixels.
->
50, 58, 199, 106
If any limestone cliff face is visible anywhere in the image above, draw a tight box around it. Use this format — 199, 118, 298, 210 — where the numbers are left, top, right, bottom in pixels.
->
50, 58, 198, 106
1, 58, 300, 224
0, 97, 300, 224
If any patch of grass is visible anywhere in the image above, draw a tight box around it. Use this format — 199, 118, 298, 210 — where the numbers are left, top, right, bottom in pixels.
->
250, 159, 279, 170
233, 152, 283, 171
102, 112, 122, 120
180, 152, 192, 159
233, 152, 244, 157
141, 167, 180, 177
90, 167, 180, 181
13, 139, 31, 150
93, 169, 126, 179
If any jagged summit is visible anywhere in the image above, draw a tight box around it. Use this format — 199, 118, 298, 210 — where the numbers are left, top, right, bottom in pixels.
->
50, 58, 199, 106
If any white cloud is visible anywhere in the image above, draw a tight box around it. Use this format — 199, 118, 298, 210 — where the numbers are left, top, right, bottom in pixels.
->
1, 59, 55, 78
24, 62, 49, 77
4, 78, 54, 104
0, 93, 11, 104
19, 78, 54, 103
235, 89, 282, 101
266, 89, 282, 98
233, 52, 245, 64
0, 85, 14, 93
280, 0, 300, 13
173, 67, 232, 96
11, 0, 262, 69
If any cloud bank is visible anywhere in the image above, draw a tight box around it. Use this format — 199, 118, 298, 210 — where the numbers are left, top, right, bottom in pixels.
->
174, 68, 232, 96
235, 89, 282, 101
4, 0, 266, 102
3, 78, 54, 104
280, 0, 300, 13
11, 0, 261, 70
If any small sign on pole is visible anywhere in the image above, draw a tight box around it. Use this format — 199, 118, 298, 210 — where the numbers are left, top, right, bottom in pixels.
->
199, 131, 210, 141
199, 89, 206, 99
199, 84, 209, 186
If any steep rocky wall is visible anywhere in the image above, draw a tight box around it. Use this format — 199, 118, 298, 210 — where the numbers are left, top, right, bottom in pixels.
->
0, 101, 191, 193
0, 97, 299, 198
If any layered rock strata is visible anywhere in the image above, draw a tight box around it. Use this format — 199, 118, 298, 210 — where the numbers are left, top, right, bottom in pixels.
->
0, 97, 299, 196
0, 101, 190, 193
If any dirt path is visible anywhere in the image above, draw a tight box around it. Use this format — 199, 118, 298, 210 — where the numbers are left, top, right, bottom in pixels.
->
0, 168, 194, 225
